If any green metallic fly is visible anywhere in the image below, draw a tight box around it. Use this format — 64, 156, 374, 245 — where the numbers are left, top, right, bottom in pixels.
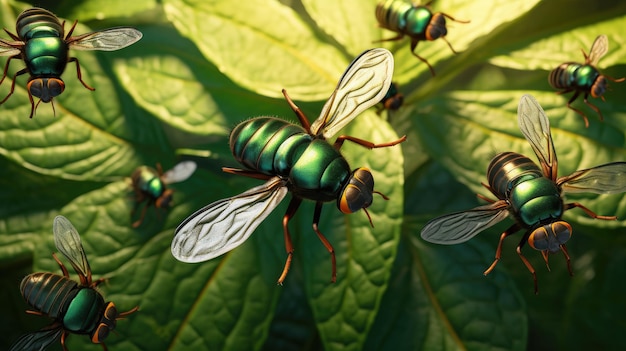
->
0, 7, 142, 118
9, 216, 138, 351
549, 34, 625, 127
375, 0, 469, 76
131, 161, 197, 228
421, 94, 626, 294
171, 48, 405, 284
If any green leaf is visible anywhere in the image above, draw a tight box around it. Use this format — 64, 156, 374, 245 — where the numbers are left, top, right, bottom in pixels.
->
162, 0, 350, 101
3, 0, 626, 350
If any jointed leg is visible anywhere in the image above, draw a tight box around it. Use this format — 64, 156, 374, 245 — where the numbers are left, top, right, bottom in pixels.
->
410, 40, 436, 76
561, 244, 573, 276
131, 201, 150, 228
52, 252, 70, 278
277, 197, 302, 285
68, 57, 95, 91
565, 202, 617, 220
222, 167, 274, 180
514, 236, 539, 294
0, 55, 19, 86
483, 223, 521, 276
312, 202, 337, 283
333, 134, 406, 150
564, 91, 589, 127
282, 89, 311, 133
0, 67, 28, 105
582, 92, 603, 122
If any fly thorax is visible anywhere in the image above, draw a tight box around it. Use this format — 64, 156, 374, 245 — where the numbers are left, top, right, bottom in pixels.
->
590, 75, 607, 98
528, 221, 572, 253
147, 177, 165, 198
91, 302, 118, 344
338, 168, 374, 214
406, 6, 432, 37
574, 65, 600, 90
27, 78, 65, 102
509, 177, 562, 227
63, 288, 106, 334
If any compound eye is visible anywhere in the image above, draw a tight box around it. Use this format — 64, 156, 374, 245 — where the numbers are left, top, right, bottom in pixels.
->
338, 168, 374, 214
91, 323, 110, 344
27, 78, 65, 101
528, 221, 572, 253
528, 226, 549, 251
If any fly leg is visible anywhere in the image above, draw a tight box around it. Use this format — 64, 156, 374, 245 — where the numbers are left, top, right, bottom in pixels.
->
560, 244, 573, 276
281, 89, 311, 133
68, 57, 95, 91
409, 39, 436, 77
0, 55, 20, 86
483, 223, 521, 276
0, 67, 28, 105
514, 234, 540, 294
582, 92, 603, 124
277, 197, 302, 285
131, 200, 151, 228
222, 167, 274, 180
52, 252, 71, 278
312, 202, 337, 283
60, 331, 70, 351
565, 202, 617, 220
561, 90, 589, 127
333, 134, 406, 150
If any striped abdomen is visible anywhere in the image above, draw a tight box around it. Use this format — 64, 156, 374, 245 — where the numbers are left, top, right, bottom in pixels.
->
16, 7, 64, 40
487, 152, 543, 199
20, 272, 78, 319
229, 117, 351, 202
549, 63, 602, 92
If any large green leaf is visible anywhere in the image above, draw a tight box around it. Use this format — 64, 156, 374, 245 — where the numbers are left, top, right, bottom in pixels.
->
2, 0, 626, 350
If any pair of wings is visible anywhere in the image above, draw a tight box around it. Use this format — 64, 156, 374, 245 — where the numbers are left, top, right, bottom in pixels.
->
421, 94, 626, 245
171, 48, 395, 263
9, 216, 91, 351
585, 34, 609, 66
0, 27, 142, 57
162, 161, 197, 185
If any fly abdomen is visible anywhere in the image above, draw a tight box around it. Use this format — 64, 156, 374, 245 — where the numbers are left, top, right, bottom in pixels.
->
20, 272, 78, 319
375, 0, 413, 33
16, 7, 64, 40
289, 139, 351, 201
487, 152, 543, 199
230, 117, 310, 176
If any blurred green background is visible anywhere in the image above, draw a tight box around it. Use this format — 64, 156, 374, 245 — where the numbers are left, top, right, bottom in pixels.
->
1, 0, 625, 350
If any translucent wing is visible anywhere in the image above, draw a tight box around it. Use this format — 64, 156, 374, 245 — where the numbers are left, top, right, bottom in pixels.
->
518, 94, 558, 180
162, 161, 197, 184
559, 162, 626, 194
587, 35, 608, 66
172, 177, 288, 263
68, 27, 142, 51
53, 215, 91, 281
9, 327, 63, 351
310, 48, 394, 138
0, 38, 22, 56
421, 202, 510, 244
